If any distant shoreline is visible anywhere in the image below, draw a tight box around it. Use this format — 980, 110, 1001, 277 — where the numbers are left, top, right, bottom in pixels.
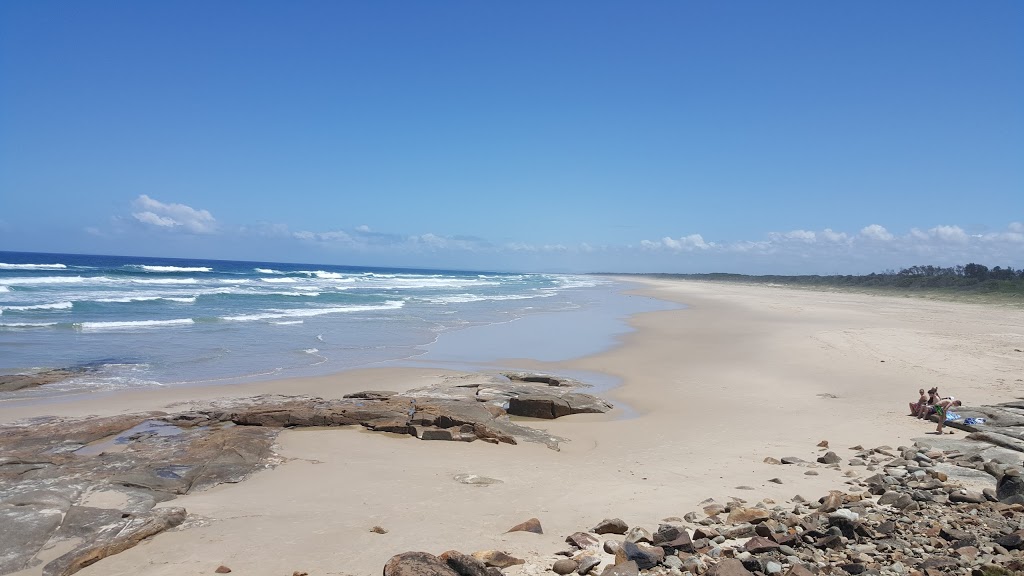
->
603, 271, 1024, 306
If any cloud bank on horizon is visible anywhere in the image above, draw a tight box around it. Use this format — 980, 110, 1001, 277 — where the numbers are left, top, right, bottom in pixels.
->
83, 195, 1024, 274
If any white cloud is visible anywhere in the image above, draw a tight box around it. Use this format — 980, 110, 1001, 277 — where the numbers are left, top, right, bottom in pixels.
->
131, 195, 217, 234
859, 224, 893, 241
785, 230, 816, 242
820, 229, 849, 243
928, 225, 968, 243
356, 225, 371, 232
644, 234, 714, 251
293, 230, 353, 243
1009, 222, 1023, 233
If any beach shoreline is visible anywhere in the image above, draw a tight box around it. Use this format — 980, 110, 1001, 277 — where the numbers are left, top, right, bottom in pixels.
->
4, 278, 1023, 576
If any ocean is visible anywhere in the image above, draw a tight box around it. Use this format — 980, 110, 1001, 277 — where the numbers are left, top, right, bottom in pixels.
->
0, 251, 668, 399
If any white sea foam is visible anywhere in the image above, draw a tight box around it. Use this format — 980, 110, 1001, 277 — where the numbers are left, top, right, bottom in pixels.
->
0, 263, 67, 270
254, 268, 284, 274
76, 318, 195, 331
221, 300, 404, 322
126, 278, 198, 285
260, 277, 297, 283
0, 276, 86, 285
271, 320, 304, 325
298, 270, 355, 281
426, 293, 547, 304
132, 265, 213, 273
0, 302, 74, 312
0, 286, 8, 292
93, 296, 197, 304
360, 277, 501, 290
302, 348, 319, 354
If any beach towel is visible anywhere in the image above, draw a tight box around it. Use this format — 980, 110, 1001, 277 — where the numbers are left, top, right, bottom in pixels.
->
963, 417, 986, 426
945, 411, 961, 421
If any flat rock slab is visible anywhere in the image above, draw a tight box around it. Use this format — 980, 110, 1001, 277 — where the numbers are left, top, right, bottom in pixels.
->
0, 372, 608, 576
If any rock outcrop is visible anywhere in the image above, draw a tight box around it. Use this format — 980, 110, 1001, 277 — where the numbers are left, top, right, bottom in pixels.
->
0, 372, 609, 576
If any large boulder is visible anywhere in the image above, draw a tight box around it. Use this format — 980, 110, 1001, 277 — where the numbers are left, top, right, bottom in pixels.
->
592, 518, 629, 535
384, 552, 460, 576
507, 395, 572, 419
997, 471, 1024, 503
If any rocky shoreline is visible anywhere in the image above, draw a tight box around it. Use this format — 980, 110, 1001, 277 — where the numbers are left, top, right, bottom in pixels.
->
384, 438, 1024, 576
0, 372, 609, 576
5, 378, 1024, 576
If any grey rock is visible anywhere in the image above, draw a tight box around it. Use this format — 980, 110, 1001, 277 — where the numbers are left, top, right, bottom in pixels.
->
0, 505, 64, 573
577, 556, 602, 575
624, 526, 651, 543
592, 518, 628, 535
817, 451, 842, 465
552, 559, 578, 575
42, 507, 186, 576
997, 472, 1024, 502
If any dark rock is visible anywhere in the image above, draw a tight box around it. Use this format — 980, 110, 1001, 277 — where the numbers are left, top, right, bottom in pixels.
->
707, 558, 754, 576
0, 368, 90, 392
592, 518, 628, 535
651, 523, 682, 545
439, 551, 489, 576
817, 451, 841, 465
662, 531, 694, 553
614, 541, 660, 570
577, 556, 601, 575
780, 457, 805, 465
939, 527, 976, 547
384, 552, 460, 576
997, 472, 1024, 502
599, 561, 638, 576
996, 531, 1024, 550
506, 517, 542, 534
215, 566, 232, 574
507, 395, 571, 419
565, 532, 600, 549
743, 536, 779, 554
839, 564, 865, 575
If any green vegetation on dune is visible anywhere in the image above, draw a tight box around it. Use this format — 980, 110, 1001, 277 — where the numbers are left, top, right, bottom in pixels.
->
617, 263, 1024, 304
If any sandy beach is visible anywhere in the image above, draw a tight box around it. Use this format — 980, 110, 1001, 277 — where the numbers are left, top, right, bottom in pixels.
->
6, 278, 1024, 576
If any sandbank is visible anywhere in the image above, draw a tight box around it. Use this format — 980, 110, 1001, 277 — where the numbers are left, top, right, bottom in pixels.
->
7, 278, 1023, 576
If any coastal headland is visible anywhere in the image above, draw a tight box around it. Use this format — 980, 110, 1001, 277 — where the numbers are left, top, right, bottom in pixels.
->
2, 278, 1023, 576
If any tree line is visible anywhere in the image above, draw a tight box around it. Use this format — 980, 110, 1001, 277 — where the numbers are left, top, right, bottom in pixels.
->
633, 263, 1024, 296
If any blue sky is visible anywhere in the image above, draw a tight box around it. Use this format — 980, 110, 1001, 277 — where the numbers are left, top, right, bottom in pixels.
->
1, 2, 1021, 273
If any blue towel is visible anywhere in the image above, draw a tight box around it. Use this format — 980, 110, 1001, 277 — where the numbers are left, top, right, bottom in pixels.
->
945, 411, 961, 421
963, 417, 986, 425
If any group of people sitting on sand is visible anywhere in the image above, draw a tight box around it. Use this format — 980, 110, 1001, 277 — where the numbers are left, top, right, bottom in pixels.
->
911, 387, 962, 434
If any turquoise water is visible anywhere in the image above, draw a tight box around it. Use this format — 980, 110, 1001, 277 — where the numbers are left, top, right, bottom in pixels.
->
0, 251, 668, 398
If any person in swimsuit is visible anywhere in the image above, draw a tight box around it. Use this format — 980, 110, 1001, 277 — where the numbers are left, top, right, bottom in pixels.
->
912, 388, 928, 416
934, 398, 962, 434
918, 387, 940, 419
